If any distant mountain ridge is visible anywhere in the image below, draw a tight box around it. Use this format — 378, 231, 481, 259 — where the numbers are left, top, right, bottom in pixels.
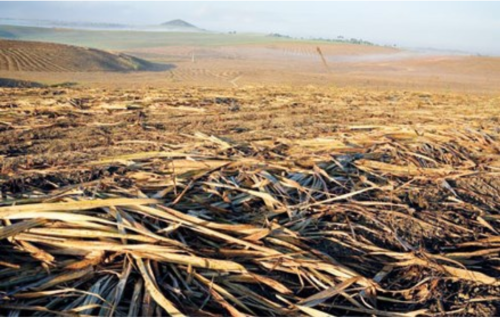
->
0, 17, 205, 33
160, 19, 204, 32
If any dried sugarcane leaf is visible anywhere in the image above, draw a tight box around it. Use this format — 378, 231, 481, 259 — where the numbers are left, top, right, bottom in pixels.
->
0, 218, 46, 239
134, 257, 185, 317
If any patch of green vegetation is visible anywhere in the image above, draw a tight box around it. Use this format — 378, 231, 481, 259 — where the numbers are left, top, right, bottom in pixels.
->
267, 33, 375, 46
0, 25, 293, 50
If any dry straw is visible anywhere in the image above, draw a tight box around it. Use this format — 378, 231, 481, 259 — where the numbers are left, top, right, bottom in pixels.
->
1, 129, 499, 316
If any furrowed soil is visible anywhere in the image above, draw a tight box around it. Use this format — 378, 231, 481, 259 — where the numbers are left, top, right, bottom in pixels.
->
0, 39, 171, 72
0, 85, 499, 316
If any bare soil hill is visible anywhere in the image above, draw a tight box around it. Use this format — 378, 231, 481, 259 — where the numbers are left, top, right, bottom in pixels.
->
0, 39, 171, 72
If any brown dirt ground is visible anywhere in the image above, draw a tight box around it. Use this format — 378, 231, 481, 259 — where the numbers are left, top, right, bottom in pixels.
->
0, 42, 498, 93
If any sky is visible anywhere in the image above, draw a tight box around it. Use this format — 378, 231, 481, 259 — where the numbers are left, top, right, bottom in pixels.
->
0, 1, 499, 55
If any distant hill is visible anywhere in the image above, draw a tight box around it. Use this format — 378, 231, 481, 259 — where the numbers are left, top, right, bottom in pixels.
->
160, 19, 202, 31
0, 39, 171, 72
0, 17, 205, 33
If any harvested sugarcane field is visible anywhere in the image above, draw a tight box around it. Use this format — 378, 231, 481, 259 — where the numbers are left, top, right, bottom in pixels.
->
1, 2, 500, 317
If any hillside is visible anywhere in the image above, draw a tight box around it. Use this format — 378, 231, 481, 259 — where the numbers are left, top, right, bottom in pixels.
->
0, 39, 170, 72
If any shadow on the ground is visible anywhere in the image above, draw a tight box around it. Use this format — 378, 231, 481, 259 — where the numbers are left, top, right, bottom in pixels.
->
0, 77, 45, 88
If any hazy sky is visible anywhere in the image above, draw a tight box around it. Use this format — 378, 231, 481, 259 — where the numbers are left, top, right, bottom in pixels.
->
1, 1, 499, 55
